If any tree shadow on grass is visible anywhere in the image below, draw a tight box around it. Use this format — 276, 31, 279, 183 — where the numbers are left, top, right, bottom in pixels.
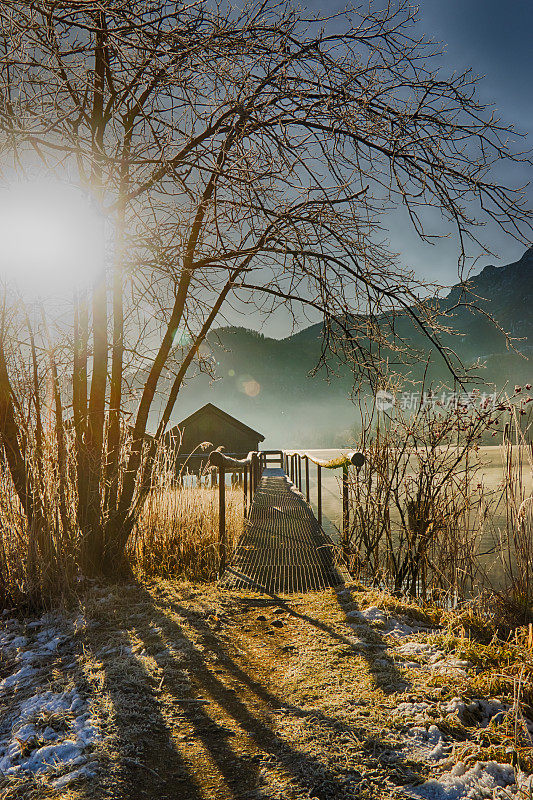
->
120, 580, 422, 800
332, 586, 411, 695
227, 582, 409, 696
80, 576, 418, 799
82, 605, 206, 800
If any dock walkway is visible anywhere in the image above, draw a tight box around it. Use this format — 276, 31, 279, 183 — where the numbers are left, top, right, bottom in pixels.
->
222, 468, 347, 593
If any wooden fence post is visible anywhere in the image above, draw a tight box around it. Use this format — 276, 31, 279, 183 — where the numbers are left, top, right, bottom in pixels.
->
342, 464, 349, 562
218, 465, 226, 576
243, 465, 248, 516
317, 463, 322, 527
305, 456, 310, 502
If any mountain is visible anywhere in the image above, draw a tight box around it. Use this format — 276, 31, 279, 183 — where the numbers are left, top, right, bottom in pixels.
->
168, 248, 533, 447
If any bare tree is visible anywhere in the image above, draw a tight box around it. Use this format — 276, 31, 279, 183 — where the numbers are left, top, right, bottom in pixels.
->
0, 0, 530, 576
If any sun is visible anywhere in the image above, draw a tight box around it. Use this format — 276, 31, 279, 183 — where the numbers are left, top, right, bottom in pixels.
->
0, 181, 104, 296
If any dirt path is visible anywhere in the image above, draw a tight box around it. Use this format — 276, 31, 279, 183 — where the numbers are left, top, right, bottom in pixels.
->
77, 580, 417, 800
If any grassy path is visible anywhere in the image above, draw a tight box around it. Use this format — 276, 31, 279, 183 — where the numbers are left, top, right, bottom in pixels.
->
77, 580, 415, 800
4, 578, 532, 799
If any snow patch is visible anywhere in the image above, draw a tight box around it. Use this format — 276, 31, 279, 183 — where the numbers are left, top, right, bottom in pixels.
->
0, 687, 98, 776
0, 612, 99, 784
394, 642, 470, 678
400, 725, 450, 763
404, 760, 516, 799
347, 606, 428, 639
51, 764, 96, 789
396, 701, 432, 724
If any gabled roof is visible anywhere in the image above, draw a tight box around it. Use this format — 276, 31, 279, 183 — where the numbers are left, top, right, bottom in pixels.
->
171, 402, 265, 441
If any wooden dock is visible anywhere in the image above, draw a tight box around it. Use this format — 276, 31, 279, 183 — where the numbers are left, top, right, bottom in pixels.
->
222, 468, 348, 593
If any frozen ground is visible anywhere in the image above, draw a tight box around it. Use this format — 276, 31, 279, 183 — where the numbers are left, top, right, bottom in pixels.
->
341, 594, 533, 800
0, 608, 99, 790
1, 582, 532, 799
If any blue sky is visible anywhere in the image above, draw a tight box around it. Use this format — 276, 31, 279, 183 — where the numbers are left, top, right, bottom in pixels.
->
316, 0, 533, 282
403, 0, 532, 276
231, 1, 533, 336
418, 0, 532, 126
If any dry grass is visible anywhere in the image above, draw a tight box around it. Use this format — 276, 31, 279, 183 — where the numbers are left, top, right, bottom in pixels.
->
129, 483, 244, 581
0, 433, 79, 609
4, 576, 533, 799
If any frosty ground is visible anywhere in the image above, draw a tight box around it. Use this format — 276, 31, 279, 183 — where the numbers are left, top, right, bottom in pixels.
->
1, 580, 532, 799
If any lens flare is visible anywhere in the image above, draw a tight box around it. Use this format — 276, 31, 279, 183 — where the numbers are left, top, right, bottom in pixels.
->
241, 378, 260, 397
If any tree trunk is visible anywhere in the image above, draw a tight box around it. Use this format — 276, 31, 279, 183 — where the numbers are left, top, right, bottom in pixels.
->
105, 129, 131, 517
80, 11, 109, 573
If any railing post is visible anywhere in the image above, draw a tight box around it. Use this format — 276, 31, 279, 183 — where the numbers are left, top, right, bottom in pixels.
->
243, 464, 248, 516
251, 452, 258, 497
298, 455, 302, 492
218, 465, 226, 576
317, 463, 322, 527
305, 455, 310, 503
342, 464, 349, 562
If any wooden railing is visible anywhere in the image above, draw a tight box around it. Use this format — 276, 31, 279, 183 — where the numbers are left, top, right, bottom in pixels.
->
209, 449, 265, 575
283, 450, 365, 561
208, 447, 364, 576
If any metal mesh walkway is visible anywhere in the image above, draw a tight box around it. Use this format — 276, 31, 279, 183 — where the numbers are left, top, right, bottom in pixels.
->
222, 468, 347, 593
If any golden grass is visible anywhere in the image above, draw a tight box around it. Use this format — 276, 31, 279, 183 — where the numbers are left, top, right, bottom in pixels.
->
129, 483, 244, 581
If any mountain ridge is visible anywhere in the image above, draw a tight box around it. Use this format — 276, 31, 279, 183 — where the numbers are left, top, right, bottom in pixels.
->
169, 248, 532, 446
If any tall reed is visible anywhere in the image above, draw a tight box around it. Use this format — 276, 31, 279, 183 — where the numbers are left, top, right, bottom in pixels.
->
0, 424, 244, 608
495, 405, 533, 619
130, 482, 243, 580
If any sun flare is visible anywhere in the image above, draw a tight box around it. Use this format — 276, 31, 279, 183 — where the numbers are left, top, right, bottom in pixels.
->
0, 181, 104, 295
